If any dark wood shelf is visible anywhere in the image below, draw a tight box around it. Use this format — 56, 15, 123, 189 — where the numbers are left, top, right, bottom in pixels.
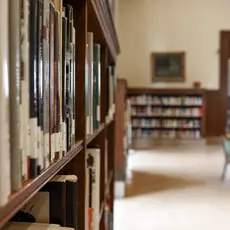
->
86, 123, 105, 145
132, 126, 201, 130
128, 88, 205, 95
131, 104, 202, 108
131, 115, 202, 119
0, 141, 83, 229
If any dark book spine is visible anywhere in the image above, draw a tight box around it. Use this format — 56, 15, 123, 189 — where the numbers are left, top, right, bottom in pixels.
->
29, 0, 38, 179
93, 44, 101, 130
106, 67, 110, 119
72, 27, 76, 145
37, 0, 44, 175
41, 182, 67, 226
62, 15, 67, 154
43, 0, 50, 169
66, 181, 78, 230
49, 2, 55, 162
54, 10, 61, 160
65, 5, 73, 151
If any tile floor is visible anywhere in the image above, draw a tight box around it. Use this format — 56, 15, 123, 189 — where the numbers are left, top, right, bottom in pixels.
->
114, 141, 230, 230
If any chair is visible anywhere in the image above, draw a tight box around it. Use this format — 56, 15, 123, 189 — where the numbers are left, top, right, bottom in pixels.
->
221, 137, 230, 180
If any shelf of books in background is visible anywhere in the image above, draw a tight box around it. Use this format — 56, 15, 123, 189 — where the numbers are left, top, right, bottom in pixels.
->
130, 94, 203, 139
0, 0, 78, 207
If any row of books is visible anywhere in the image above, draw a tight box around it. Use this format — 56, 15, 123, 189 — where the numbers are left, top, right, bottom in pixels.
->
130, 95, 203, 106
132, 129, 201, 139
132, 119, 201, 129
131, 107, 203, 117
0, 0, 116, 207
9, 148, 101, 230
0, 0, 78, 206
85, 32, 116, 135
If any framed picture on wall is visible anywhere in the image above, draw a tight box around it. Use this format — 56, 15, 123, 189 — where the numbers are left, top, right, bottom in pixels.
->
151, 52, 185, 82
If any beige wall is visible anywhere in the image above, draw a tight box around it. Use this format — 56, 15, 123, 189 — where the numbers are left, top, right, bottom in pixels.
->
117, 0, 230, 89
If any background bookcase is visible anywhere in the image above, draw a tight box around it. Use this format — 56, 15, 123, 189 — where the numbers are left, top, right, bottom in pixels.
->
127, 88, 205, 142
0, 1, 119, 230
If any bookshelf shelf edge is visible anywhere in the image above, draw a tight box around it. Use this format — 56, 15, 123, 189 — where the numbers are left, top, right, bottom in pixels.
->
0, 141, 83, 229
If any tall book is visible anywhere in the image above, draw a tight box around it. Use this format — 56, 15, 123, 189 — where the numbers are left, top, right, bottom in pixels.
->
9, 0, 22, 190
37, 0, 44, 174
65, 5, 73, 151
85, 44, 90, 136
87, 33, 94, 135
61, 15, 67, 155
49, 2, 55, 162
72, 27, 76, 146
93, 44, 101, 130
20, 0, 30, 181
54, 10, 61, 160
29, 0, 38, 179
43, 0, 50, 169
0, 0, 11, 205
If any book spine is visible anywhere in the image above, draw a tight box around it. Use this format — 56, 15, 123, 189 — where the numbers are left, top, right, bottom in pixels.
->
0, 0, 11, 205
93, 44, 101, 130
9, 0, 22, 190
37, 0, 44, 174
87, 33, 94, 135
72, 27, 76, 146
65, 5, 73, 151
62, 15, 67, 155
49, 2, 55, 162
29, 0, 38, 179
43, 0, 50, 169
85, 44, 90, 136
20, 0, 30, 182
54, 10, 61, 159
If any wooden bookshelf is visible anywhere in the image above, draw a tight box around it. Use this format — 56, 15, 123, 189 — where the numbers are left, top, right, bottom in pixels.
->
127, 88, 205, 143
0, 1, 119, 230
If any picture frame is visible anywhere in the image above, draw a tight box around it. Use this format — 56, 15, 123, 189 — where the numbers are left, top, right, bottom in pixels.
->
151, 52, 185, 82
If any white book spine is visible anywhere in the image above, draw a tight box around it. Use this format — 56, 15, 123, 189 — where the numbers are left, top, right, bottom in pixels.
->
0, 0, 11, 205
9, 0, 22, 191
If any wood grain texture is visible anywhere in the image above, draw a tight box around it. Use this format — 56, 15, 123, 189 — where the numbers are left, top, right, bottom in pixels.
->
115, 79, 127, 181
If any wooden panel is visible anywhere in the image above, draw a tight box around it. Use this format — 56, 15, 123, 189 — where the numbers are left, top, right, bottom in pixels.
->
127, 88, 205, 95
205, 90, 225, 137
115, 79, 127, 181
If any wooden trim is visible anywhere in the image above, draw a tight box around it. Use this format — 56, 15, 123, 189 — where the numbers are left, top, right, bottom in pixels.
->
128, 87, 205, 95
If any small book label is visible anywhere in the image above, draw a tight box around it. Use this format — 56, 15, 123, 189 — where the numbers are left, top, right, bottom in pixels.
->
97, 105, 100, 122
86, 116, 90, 135
51, 134, 55, 161
72, 119, 75, 135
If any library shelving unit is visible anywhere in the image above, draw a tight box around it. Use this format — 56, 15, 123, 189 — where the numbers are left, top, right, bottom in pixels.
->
127, 88, 205, 143
0, 1, 119, 230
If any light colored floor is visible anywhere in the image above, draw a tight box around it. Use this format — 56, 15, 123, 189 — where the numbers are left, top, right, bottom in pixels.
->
114, 141, 230, 230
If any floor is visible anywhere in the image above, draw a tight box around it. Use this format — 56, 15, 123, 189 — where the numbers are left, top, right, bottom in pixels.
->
114, 141, 230, 230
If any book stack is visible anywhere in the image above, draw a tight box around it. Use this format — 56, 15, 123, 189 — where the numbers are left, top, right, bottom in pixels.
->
0, 0, 77, 205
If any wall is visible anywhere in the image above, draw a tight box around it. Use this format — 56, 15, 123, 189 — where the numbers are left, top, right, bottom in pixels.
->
117, 0, 230, 89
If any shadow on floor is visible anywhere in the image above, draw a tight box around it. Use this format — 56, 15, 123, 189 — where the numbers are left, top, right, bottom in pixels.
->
125, 170, 204, 197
